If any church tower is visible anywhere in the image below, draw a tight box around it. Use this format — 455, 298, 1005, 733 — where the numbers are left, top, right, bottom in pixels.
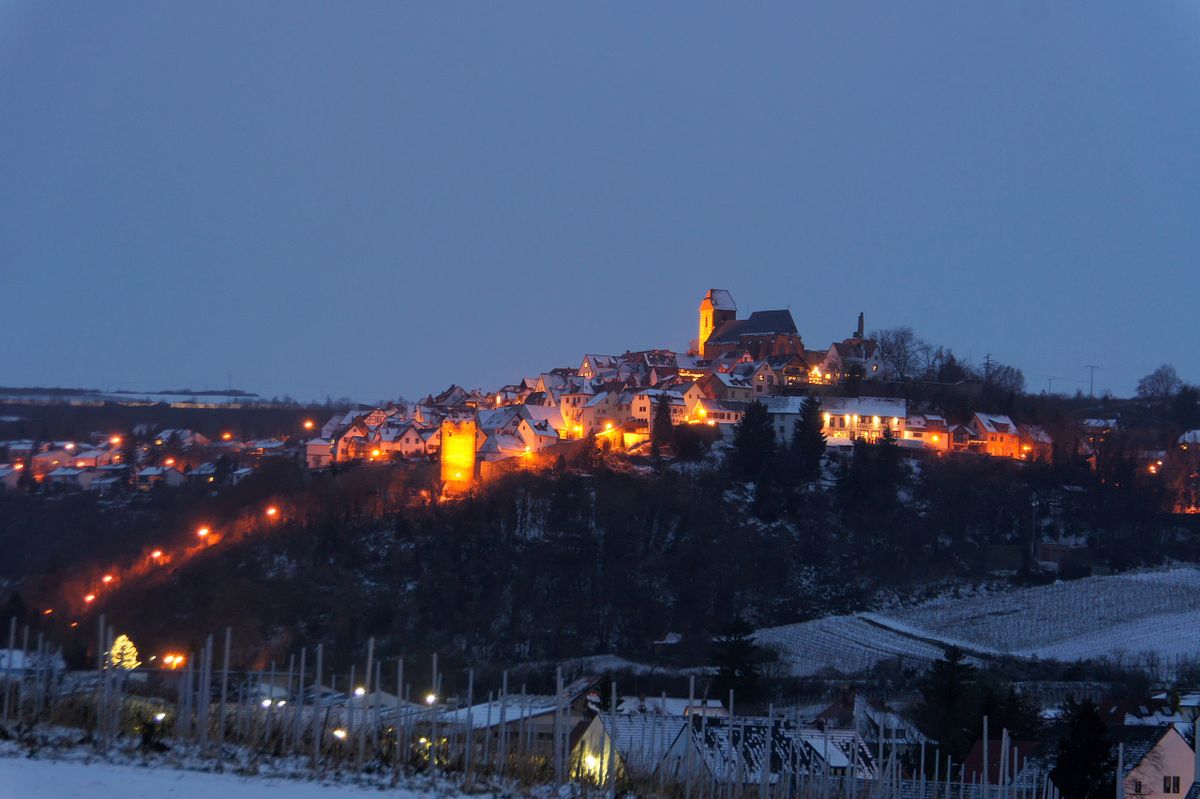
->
698, 289, 737, 357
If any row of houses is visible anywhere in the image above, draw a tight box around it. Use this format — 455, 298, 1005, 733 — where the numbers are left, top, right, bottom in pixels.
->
0, 461, 259, 493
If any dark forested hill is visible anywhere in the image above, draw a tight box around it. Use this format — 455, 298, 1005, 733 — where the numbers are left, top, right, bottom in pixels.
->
4, 439, 1195, 676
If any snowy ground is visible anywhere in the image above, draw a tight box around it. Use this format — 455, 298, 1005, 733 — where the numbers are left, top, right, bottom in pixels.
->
758, 567, 1200, 678
0, 756, 451, 799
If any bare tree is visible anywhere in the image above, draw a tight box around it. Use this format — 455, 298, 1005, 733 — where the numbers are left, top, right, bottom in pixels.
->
1137, 364, 1182, 400
871, 327, 929, 380
986, 362, 1026, 394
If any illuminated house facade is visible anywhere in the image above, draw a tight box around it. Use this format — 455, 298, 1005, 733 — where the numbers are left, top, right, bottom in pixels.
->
761, 396, 906, 445
822, 314, 883, 381
967, 413, 1021, 458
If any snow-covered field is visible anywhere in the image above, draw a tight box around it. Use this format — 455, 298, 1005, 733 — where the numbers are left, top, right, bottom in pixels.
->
754, 614, 955, 676
758, 568, 1200, 677
0, 756, 449, 799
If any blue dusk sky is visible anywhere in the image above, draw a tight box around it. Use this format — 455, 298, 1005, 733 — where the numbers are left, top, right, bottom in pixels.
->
1, 2, 1197, 402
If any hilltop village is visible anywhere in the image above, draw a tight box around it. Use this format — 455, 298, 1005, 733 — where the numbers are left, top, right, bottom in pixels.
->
2, 290, 1197, 516
300, 289, 1191, 504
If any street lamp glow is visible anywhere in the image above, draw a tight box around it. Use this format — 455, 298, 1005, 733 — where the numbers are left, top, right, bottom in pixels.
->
332, 728, 347, 740
303, 419, 315, 430
354, 686, 366, 697
265, 506, 279, 518
83, 594, 95, 604
154, 712, 167, 722
151, 549, 163, 559
101, 574, 113, 584
425, 693, 437, 705
197, 526, 210, 538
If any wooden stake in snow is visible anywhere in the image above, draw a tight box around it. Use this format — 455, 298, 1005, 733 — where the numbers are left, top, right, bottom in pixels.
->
218, 627, 231, 745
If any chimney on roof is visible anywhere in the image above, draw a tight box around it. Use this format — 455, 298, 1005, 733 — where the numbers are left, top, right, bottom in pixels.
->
855, 312, 864, 339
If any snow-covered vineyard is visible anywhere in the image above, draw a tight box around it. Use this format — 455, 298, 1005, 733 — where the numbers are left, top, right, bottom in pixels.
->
757, 568, 1200, 679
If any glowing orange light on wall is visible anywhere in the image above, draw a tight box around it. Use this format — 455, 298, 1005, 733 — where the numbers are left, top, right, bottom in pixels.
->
164, 458, 175, 466
101, 574, 113, 584
110, 436, 122, 446
83, 594, 95, 604
440, 420, 476, 486
265, 506, 279, 518
43, 608, 53, 616
197, 526, 210, 538
222, 432, 233, 441
150, 549, 163, 559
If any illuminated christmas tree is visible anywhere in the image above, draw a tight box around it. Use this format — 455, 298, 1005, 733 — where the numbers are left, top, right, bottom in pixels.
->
109, 634, 141, 670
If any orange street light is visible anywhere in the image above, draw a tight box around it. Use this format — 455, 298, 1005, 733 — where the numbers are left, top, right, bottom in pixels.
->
151, 549, 164, 559
303, 419, 315, 430
101, 574, 113, 584
42, 608, 53, 616
110, 436, 122, 446
197, 526, 210, 538
83, 594, 96, 604
222, 432, 233, 441
265, 506, 279, 519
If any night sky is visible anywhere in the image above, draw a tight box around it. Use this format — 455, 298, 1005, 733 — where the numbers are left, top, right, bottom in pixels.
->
2, 2, 1197, 401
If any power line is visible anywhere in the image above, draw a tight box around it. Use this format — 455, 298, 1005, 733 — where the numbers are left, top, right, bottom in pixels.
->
1084, 364, 1101, 398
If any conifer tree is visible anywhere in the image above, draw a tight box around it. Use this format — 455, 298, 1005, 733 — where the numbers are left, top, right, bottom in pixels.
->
711, 617, 760, 703
729, 401, 775, 481
914, 647, 976, 760
790, 396, 826, 481
650, 393, 673, 459
1051, 699, 1115, 799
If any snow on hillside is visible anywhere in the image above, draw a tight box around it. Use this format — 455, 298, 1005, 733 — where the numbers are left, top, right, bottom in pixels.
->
879, 568, 1200, 656
758, 569, 1200, 678
754, 614, 954, 676
0, 756, 456, 799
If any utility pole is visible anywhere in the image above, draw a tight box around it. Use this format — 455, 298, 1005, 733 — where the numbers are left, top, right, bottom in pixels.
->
983, 353, 994, 382
1085, 364, 1100, 398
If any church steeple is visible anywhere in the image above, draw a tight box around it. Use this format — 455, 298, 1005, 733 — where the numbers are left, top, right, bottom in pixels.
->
698, 289, 737, 357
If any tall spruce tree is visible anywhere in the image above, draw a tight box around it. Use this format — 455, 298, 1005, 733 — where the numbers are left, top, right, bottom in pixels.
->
711, 616, 761, 703
729, 401, 775, 481
790, 396, 826, 481
650, 393, 673, 459
1051, 699, 1115, 799
914, 647, 976, 760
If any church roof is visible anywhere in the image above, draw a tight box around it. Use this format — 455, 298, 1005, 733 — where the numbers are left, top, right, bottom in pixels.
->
703, 288, 737, 311
707, 310, 798, 344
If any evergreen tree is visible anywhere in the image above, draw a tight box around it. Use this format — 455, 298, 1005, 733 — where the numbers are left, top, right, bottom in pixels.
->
711, 617, 760, 703
790, 396, 826, 482
650, 393, 673, 459
729, 401, 775, 481
1051, 699, 1115, 799
914, 647, 976, 760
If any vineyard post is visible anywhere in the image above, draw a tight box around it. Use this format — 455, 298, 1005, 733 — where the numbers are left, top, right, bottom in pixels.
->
294, 646, 307, 748
311, 643, 322, 769
218, 627, 231, 745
